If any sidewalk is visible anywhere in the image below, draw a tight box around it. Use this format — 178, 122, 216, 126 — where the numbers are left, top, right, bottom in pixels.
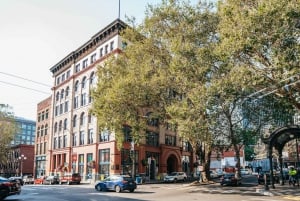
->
188, 181, 300, 196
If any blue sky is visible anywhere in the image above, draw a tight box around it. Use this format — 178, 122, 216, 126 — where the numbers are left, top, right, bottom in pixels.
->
0, 0, 202, 120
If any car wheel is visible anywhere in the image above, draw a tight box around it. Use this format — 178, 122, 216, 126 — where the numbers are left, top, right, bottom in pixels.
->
129, 189, 134, 192
174, 178, 177, 183
96, 185, 102, 191
0, 189, 8, 200
115, 185, 122, 193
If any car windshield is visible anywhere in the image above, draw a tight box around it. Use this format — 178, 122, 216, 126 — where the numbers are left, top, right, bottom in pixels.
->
169, 172, 178, 176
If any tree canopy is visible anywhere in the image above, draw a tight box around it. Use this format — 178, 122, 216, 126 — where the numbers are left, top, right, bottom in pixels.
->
91, 0, 300, 179
0, 104, 17, 163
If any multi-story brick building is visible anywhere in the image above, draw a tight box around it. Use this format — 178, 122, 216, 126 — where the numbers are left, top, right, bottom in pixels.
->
0, 144, 34, 178
46, 19, 194, 182
34, 96, 52, 178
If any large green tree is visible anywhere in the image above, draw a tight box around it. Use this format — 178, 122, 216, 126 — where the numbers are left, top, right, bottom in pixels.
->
0, 104, 17, 163
91, 0, 218, 181
217, 0, 300, 108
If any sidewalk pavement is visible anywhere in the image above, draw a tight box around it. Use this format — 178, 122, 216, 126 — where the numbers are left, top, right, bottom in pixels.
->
188, 181, 300, 196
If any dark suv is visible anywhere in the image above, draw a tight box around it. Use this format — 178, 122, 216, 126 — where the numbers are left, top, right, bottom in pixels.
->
95, 175, 137, 193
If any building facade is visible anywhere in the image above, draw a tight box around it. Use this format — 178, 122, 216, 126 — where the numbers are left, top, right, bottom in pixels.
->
0, 144, 34, 177
11, 117, 36, 146
34, 96, 52, 178
0, 116, 35, 177
45, 19, 194, 182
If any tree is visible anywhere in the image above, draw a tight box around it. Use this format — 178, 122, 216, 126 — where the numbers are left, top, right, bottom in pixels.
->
91, 0, 219, 181
217, 0, 300, 109
0, 104, 17, 163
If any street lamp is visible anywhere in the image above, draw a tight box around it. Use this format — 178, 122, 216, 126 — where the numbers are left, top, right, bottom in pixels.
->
18, 154, 27, 177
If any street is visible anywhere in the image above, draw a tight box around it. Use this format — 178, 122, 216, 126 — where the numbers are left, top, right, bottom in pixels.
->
3, 175, 300, 201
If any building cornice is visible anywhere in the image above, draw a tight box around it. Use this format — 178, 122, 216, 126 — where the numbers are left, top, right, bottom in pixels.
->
49, 19, 127, 75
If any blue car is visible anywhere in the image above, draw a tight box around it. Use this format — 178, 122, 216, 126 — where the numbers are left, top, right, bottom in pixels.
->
95, 175, 137, 193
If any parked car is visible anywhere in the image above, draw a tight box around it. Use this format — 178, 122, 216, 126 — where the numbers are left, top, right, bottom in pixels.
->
220, 173, 242, 186
0, 176, 21, 200
210, 170, 219, 179
240, 169, 250, 176
95, 175, 137, 193
164, 172, 187, 183
23, 175, 34, 184
34, 176, 45, 185
59, 173, 81, 184
43, 176, 59, 185
257, 172, 279, 185
8, 176, 24, 186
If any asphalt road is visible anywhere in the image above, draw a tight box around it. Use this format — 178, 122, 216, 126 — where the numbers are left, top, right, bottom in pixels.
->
3, 175, 300, 201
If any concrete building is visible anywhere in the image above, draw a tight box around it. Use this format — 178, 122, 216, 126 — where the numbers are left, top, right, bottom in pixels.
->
46, 19, 194, 182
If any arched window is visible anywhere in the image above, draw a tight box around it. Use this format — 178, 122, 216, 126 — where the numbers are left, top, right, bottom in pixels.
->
56, 91, 60, 101
64, 118, 68, 130
54, 122, 58, 133
59, 120, 62, 131
65, 86, 70, 97
61, 89, 64, 99
82, 76, 87, 89
90, 72, 95, 85
45, 124, 48, 135
80, 112, 85, 126
74, 80, 79, 92
73, 115, 77, 127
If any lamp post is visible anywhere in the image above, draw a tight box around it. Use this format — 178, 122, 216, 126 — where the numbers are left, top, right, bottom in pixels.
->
18, 154, 27, 177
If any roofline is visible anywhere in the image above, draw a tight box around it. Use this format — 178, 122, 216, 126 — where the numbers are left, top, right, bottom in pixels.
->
49, 19, 127, 74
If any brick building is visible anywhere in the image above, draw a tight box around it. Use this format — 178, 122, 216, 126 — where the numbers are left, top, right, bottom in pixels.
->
43, 19, 194, 182
34, 96, 52, 178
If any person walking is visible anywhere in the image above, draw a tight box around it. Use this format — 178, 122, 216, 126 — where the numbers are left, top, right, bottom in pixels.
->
288, 166, 297, 186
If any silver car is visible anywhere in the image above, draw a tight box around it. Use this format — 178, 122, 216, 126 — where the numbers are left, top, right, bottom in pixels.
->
164, 172, 187, 183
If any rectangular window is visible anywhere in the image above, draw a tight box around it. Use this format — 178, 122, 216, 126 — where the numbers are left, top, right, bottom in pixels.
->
146, 131, 159, 147
75, 64, 80, 73
81, 93, 87, 106
99, 149, 110, 176
58, 136, 61, 148
72, 133, 77, 146
55, 106, 59, 116
44, 142, 47, 154
66, 70, 71, 78
56, 77, 60, 85
83, 59, 88, 69
91, 53, 96, 64
79, 131, 85, 145
105, 45, 108, 54
62, 73, 65, 82
64, 101, 69, 112
99, 130, 110, 142
100, 48, 103, 57
63, 135, 67, 147
165, 135, 176, 146
88, 129, 93, 144
110, 41, 114, 52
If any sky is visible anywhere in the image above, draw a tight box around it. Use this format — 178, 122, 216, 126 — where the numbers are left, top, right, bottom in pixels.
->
0, 0, 167, 121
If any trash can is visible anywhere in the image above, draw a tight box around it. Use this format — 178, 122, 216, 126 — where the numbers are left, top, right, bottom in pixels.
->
136, 176, 142, 184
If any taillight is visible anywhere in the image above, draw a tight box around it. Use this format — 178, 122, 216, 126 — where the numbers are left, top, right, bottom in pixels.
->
1, 182, 13, 187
